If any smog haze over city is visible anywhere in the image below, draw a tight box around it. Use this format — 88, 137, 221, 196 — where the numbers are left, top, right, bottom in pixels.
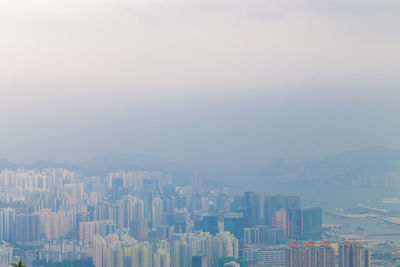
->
0, 1, 399, 267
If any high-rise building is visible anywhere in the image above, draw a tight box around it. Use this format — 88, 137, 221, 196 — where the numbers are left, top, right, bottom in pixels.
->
154, 241, 171, 267
171, 239, 192, 267
0, 208, 15, 242
224, 213, 244, 245
245, 191, 261, 227
110, 177, 123, 202
152, 197, 163, 228
287, 209, 302, 240
201, 215, 218, 236
244, 227, 260, 245
154, 250, 171, 267
37, 209, 69, 240
317, 241, 335, 267
338, 241, 370, 267
286, 241, 336, 267
188, 232, 214, 267
213, 232, 239, 260
302, 207, 322, 241
231, 196, 246, 212
80, 220, 112, 242
104, 234, 152, 267
192, 255, 206, 267
94, 201, 110, 221
0, 241, 13, 267
261, 227, 283, 245
273, 209, 287, 239
286, 242, 304, 267
92, 234, 107, 267
15, 214, 43, 243
110, 200, 124, 229
264, 196, 286, 227
245, 225, 283, 246
285, 196, 301, 211
123, 196, 136, 228
130, 219, 149, 241
252, 245, 286, 267
100, 221, 116, 237
303, 242, 318, 267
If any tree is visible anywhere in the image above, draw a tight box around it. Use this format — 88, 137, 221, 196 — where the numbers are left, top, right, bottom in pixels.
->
11, 260, 27, 267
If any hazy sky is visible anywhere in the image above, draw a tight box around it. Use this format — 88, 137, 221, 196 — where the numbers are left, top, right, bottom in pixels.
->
0, 0, 399, 177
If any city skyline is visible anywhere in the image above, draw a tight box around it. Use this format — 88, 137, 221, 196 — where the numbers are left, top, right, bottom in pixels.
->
1, 0, 399, 266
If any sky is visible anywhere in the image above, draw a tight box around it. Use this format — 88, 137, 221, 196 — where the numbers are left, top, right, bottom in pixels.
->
0, 0, 399, 178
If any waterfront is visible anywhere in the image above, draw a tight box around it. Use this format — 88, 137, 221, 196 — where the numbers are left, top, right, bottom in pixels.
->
257, 183, 400, 244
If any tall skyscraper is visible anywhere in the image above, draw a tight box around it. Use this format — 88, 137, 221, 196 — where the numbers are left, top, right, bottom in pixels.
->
201, 215, 218, 236
130, 219, 149, 241
92, 234, 107, 267
245, 191, 261, 227
191, 255, 206, 267
80, 220, 111, 242
213, 232, 240, 262
224, 213, 244, 245
285, 196, 301, 210
244, 226, 260, 244
338, 241, 370, 267
0, 242, 13, 267
286, 241, 304, 267
286, 241, 335, 267
273, 209, 287, 239
15, 214, 43, 243
304, 242, 318, 267
171, 239, 192, 267
154, 251, 171, 267
264, 195, 286, 227
260, 226, 283, 245
287, 208, 302, 240
0, 208, 15, 242
110, 177, 123, 202
318, 241, 335, 267
302, 207, 322, 241
152, 197, 163, 228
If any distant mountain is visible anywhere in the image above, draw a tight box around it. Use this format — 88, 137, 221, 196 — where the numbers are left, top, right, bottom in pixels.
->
256, 147, 400, 185
0, 147, 397, 187
0, 158, 22, 170
76, 153, 199, 185
0, 154, 197, 185
26, 160, 76, 170
77, 153, 192, 172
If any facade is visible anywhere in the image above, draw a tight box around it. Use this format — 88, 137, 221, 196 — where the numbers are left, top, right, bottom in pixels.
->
0, 242, 13, 267
264, 196, 286, 227
15, 214, 43, 243
255, 245, 286, 267
302, 207, 322, 241
129, 219, 149, 241
224, 213, 244, 245
92, 234, 107, 267
0, 208, 15, 242
80, 220, 112, 243
287, 209, 302, 240
286, 241, 335, 267
245, 191, 261, 227
286, 242, 304, 267
338, 241, 370, 267
152, 197, 163, 228
201, 215, 219, 236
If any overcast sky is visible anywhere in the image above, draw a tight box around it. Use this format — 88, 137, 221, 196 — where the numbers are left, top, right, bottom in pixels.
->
0, 0, 399, 178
